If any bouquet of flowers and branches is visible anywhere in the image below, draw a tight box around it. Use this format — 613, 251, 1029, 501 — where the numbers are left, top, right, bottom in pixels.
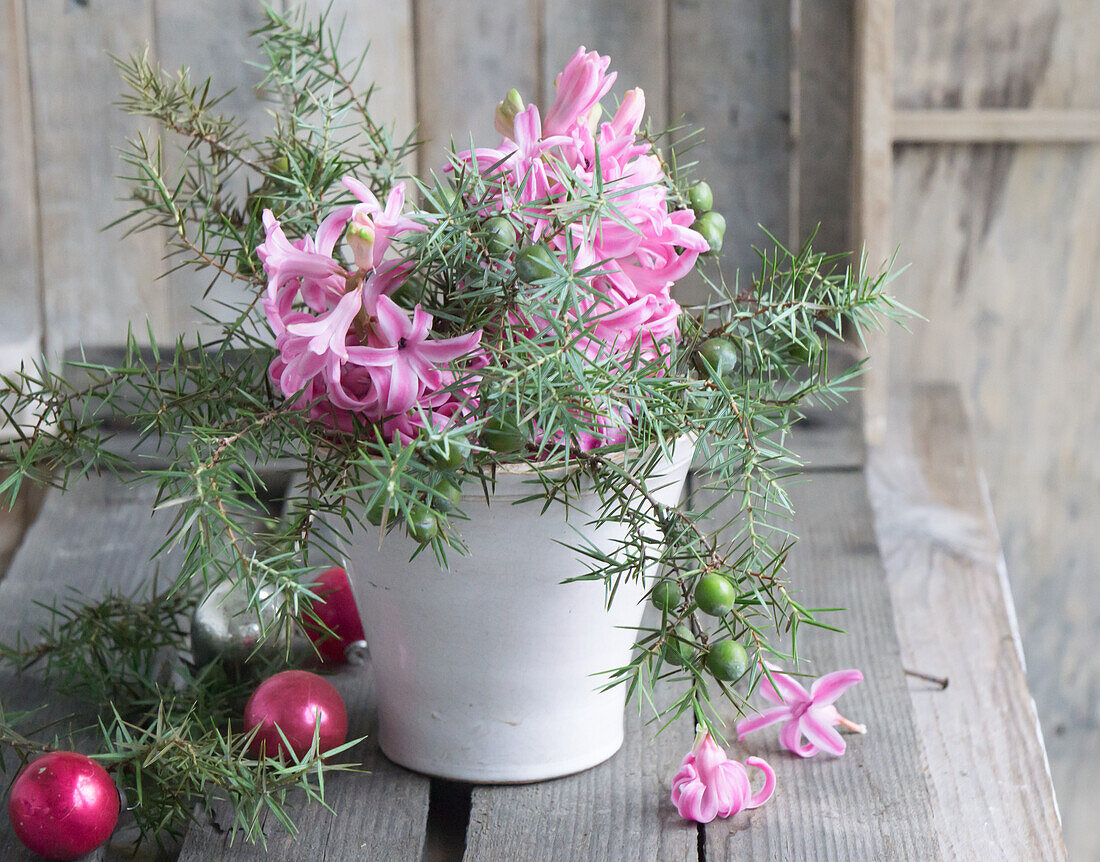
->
0, 4, 901, 846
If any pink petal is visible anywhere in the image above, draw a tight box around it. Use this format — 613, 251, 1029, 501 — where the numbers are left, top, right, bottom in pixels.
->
324, 362, 380, 412
743, 757, 776, 809
374, 295, 411, 345
544, 47, 617, 137
736, 706, 792, 740
315, 205, 355, 256
672, 734, 773, 822
285, 287, 362, 360
667, 220, 711, 253
609, 87, 646, 138
277, 345, 328, 396
512, 105, 544, 151
362, 262, 413, 313
407, 355, 443, 391
708, 761, 746, 819
385, 360, 420, 414
591, 297, 653, 330
800, 711, 847, 757
671, 759, 698, 788
383, 182, 407, 219
779, 718, 817, 758
342, 175, 380, 209
760, 665, 812, 705
409, 305, 434, 342
809, 668, 864, 705
413, 330, 484, 363
270, 244, 342, 282
674, 777, 719, 823
691, 734, 744, 819
345, 345, 398, 366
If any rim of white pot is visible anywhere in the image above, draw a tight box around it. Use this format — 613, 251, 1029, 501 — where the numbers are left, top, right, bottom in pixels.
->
469, 433, 696, 501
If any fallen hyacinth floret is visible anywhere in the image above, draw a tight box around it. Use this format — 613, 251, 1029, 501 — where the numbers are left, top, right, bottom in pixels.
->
736, 665, 866, 758
671, 732, 775, 823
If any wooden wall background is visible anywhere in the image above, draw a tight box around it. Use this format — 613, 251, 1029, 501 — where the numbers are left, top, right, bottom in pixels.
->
2, 0, 1097, 854
883, 4, 1100, 859
0, 0, 854, 358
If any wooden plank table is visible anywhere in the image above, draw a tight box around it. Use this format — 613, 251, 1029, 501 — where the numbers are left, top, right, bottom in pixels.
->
868, 386, 1067, 861
0, 385, 1065, 860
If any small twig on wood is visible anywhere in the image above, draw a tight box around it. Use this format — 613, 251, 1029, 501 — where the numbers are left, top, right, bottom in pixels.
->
904, 667, 949, 690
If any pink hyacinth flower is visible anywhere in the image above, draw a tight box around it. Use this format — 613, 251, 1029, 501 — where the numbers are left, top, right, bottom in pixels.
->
671, 732, 776, 824
543, 46, 616, 137
285, 285, 363, 363
346, 295, 483, 416
440, 47, 713, 449
257, 211, 347, 332
736, 665, 866, 758
342, 178, 422, 272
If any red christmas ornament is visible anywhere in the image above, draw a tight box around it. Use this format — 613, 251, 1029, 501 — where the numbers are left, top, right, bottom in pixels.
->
304, 567, 366, 665
8, 751, 120, 861
244, 670, 348, 760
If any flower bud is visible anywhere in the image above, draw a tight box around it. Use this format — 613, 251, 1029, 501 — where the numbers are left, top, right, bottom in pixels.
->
346, 212, 376, 271
494, 88, 525, 139
610, 88, 645, 138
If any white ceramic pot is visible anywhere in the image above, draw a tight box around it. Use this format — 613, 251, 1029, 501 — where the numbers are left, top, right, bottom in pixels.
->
340, 437, 695, 783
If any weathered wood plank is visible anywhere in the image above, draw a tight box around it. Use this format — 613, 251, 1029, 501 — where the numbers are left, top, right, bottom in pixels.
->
0, 478, 168, 647
413, 0, 539, 177
668, 0, 790, 304
850, 0, 893, 444
888, 5, 1100, 857
461, 635, 697, 862
787, 343, 867, 472
0, 477, 179, 861
0, 476, 44, 580
893, 108, 1100, 142
888, 140, 1100, 859
177, 665, 432, 862
700, 467, 940, 857
541, 0, 668, 130
25, 0, 169, 359
1045, 726, 1100, 862
787, 396, 865, 473
796, 0, 852, 257
153, 0, 272, 340
154, 0, 271, 140
787, 0, 801, 247
0, 0, 42, 387
869, 385, 1066, 860
299, 0, 417, 145
893, 1, 1100, 111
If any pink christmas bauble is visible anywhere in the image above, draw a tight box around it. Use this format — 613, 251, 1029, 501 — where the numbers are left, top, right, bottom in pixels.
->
8, 751, 120, 861
305, 567, 366, 665
244, 670, 348, 760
